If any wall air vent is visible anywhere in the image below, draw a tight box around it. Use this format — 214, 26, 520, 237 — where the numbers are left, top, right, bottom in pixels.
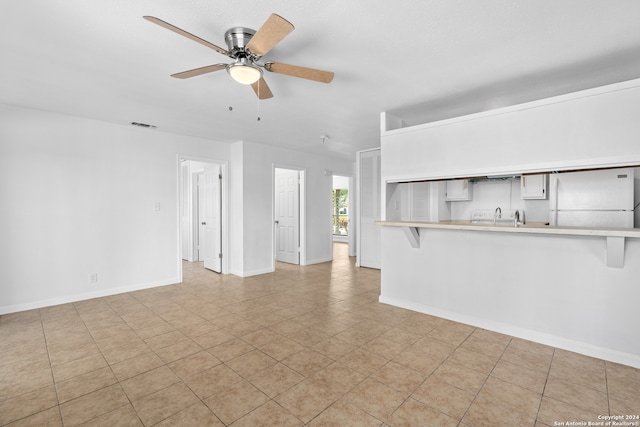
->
130, 122, 157, 129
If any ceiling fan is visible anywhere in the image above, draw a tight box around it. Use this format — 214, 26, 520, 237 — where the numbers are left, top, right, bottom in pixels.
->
143, 14, 334, 99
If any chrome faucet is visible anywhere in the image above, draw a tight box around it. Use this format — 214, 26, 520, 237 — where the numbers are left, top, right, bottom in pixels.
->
514, 210, 520, 227
494, 207, 501, 224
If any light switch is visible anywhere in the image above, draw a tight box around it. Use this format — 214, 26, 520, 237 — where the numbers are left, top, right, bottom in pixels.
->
153, 202, 161, 211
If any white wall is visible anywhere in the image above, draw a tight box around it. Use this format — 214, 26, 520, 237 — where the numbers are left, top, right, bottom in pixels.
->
333, 175, 350, 189
380, 228, 640, 367
229, 141, 245, 275
0, 105, 355, 312
382, 79, 640, 182
233, 141, 353, 276
0, 104, 231, 313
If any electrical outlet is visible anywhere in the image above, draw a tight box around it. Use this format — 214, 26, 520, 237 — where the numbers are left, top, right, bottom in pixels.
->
88, 273, 98, 284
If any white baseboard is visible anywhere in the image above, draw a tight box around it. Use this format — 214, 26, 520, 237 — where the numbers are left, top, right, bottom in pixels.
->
304, 257, 332, 265
0, 277, 181, 315
232, 267, 274, 277
379, 295, 640, 369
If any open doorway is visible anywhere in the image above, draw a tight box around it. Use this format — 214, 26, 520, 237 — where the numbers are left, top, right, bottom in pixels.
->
274, 166, 306, 266
178, 156, 227, 274
332, 175, 349, 243
331, 174, 354, 259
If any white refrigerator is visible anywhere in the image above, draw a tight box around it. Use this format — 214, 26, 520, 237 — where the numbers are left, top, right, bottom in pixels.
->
549, 168, 635, 228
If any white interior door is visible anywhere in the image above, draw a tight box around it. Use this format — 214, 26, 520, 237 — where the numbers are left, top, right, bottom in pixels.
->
203, 164, 221, 272
197, 173, 205, 261
180, 162, 191, 261
275, 169, 300, 264
348, 176, 356, 257
358, 149, 381, 269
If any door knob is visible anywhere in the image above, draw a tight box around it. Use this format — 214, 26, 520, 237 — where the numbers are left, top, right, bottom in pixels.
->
274, 220, 279, 224
201, 222, 206, 225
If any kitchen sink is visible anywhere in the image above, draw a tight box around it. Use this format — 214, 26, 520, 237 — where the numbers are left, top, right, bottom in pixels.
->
471, 220, 519, 226
470, 209, 524, 227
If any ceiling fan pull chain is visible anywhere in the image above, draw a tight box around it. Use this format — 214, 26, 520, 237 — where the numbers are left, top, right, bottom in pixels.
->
257, 79, 261, 121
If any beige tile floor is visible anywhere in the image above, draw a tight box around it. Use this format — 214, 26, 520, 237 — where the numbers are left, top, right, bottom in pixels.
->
1, 243, 639, 426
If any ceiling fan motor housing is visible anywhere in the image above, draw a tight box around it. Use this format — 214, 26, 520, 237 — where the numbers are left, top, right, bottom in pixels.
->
224, 27, 257, 58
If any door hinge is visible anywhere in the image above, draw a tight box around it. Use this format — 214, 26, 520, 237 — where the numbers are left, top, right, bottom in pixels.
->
218, 173, 222, 179
218, 253, 223, 259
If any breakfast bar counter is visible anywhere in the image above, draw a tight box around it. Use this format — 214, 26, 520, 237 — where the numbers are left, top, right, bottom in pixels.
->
375, 220, 640, 268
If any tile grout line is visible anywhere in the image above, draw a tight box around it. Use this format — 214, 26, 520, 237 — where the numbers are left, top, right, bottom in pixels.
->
604, 360, 611, 417
447, 327, 507, 427
39, 307, 66, 427
533, 347, 556, 427
106, 294, 153, 427
381, 323, 471, 425
108, 292, 216, 427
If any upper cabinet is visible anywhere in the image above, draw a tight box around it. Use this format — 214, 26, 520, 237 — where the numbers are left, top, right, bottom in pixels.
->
521, 174, 547, 199
445, 179, 473, 201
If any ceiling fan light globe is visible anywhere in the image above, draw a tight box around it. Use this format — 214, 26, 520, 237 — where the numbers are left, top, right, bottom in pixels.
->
228, 64, 262, 85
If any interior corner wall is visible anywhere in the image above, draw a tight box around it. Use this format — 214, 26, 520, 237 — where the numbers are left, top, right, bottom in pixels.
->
229, 141, 245, 276
238, 141, 353, 276
0, 104, 231, 314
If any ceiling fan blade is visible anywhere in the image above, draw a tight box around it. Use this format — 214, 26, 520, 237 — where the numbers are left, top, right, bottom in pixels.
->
171, 64, 227, 79
143, 16, 230, 57
246, 14, 294, 57
251, 78, 274, 99
265, 62, 334, 83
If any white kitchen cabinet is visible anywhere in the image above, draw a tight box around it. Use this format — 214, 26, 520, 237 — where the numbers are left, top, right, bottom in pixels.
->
445, 179, 472, 201
521, 174, 547, 199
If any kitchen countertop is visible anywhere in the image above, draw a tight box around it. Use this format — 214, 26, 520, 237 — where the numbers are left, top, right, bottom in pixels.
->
375, 220, 640, 238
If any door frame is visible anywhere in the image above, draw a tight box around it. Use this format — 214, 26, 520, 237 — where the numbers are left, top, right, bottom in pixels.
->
177, 155, 229, 278
330, 173, 355, 259
202, 163, 222, 273
272, 164, 306, 269
195, 172, 205, 261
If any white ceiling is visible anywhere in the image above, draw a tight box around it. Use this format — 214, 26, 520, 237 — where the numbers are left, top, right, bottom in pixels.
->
2, 1, 640, 160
